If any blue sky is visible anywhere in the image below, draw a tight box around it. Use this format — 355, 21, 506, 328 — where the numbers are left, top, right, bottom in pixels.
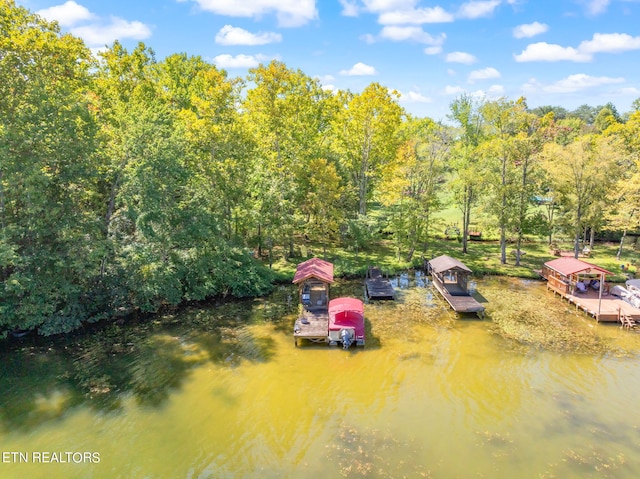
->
18, 0, 640, 121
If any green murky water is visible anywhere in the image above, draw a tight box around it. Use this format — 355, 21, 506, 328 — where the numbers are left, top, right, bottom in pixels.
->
1, 276, 640, 479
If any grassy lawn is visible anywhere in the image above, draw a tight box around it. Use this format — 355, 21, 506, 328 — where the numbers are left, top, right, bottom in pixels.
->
266, 187, 638, 283
267, 236, 639, 284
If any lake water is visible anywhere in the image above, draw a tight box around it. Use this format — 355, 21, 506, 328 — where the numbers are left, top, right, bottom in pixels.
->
1, 275, 640, 478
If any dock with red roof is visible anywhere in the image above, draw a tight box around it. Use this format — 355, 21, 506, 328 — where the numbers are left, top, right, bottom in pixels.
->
541, 257, 640, 323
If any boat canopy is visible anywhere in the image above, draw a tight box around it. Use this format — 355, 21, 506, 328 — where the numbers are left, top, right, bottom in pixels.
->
627, 279, 640, 293
328, 297, 365, 337
328, 297, 364, 314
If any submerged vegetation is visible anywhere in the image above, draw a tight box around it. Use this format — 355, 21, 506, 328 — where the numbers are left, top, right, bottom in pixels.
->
1, 1, 639, 337
488, 288, 610, 354
482, 278, 640, 356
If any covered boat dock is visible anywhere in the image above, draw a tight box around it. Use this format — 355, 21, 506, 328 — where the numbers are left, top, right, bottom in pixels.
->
293, 258, 333, 344
541, 257, 640, 323
427, 255, 485, 318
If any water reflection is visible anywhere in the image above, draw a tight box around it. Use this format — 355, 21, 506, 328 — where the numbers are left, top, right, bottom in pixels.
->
1, 276, 640, 479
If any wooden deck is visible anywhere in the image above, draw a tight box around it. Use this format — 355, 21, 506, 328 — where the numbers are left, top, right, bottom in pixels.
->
431, 275, 485, 318
547, 282, 640, 323
365, 267, 395, 300
293, 310, 329, 345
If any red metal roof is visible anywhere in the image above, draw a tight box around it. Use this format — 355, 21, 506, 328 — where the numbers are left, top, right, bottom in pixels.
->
292, 258, 334, 284
544, 257, 613, 276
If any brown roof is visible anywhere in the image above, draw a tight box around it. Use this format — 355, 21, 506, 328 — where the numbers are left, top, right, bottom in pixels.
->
544, 257, 612, 276
428, 255, 472, 274
292, 258, 334, 284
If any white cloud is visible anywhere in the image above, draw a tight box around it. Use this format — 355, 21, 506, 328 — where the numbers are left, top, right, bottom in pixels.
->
447, 68, 457, 76
379, 26, 446, 45
316, 75, 337, 92
487, 84, 505, 95
586, 0, 611, 15
444, 85, 466, 95
185, 0, 317, 27
378, 6, 454, 24
545, 74, 624, 93
215, 25, 282, 45
400, 91, 432, 103
579, 33, 640, 53
424, 46, 443, 55
361, 0, 418, 13
361, 33, 377, 44
617, 87, 640, 95
213, 53, 271, 69
521, 78, 543, 93
36, 2, 152, 47
469, 89, 489, 98
71, 17, 151, 46
513, 21, 548, 39
515, 33, 640, 62
90, 46, 109, 58
524, 74, 625, 93
318, 74, 336, 83
446, 51, 477, 64
339, 0, 360, 16
457, 0, 501, 19
468, 67, 501, 83
514, 42, 592, 62
36, 1, 94, 27
340, 62, 377, 75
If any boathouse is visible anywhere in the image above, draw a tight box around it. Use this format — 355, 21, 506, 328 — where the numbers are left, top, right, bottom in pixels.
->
292, 258, 366, 347
427, 255, 485, 317
541, 257, 610, 297
292, 257, 333, 311
540, 257, 640, 323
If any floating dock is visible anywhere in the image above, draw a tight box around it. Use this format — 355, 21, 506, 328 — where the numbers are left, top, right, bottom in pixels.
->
293, 310, 330, 345
564, 290, 640, 323
430, 278, 485, 316
365, 267, 395, 300
427, 255, 485, 318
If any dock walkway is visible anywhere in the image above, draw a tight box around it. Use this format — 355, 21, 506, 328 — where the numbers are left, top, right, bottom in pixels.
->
293, 310, 329, 345
365, 267, 395, 300
547, 283, 640, 323
431, 275, 485, 317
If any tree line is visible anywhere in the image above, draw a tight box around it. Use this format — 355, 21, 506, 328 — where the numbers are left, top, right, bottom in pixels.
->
1, 1, 639, 336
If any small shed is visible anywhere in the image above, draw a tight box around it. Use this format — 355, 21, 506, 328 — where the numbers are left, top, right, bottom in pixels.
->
292, 258, 334, 311
541, 257, 612, 296
428, 255, 473, 296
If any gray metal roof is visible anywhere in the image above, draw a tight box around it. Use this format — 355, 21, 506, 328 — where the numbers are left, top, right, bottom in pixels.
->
428, 255, 472, 274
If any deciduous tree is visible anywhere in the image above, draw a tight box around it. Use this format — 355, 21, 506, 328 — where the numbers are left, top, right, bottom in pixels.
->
448, 94, 484, 254
332, 83, 403, 216
541, 135, 621, 258
379, 118, 449, 261
0, 1, 99, 334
